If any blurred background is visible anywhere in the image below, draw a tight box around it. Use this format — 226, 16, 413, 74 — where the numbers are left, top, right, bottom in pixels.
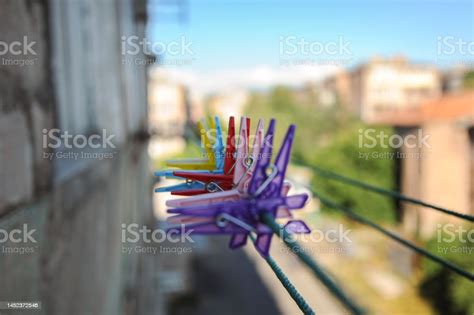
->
0, 0, 472, 314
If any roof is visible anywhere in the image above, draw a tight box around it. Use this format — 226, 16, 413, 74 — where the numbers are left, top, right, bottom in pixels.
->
372, 92, 474, 126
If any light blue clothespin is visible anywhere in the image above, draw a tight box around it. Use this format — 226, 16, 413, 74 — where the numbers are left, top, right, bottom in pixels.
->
214, 116, 225, 170
154, 180, 205, 193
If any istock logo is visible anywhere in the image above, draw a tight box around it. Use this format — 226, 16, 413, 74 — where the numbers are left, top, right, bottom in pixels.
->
279, 35, 352, 67
121, 224, 194, 255
199, 127, 274, 151
279, 35, 351, 56
0, 36, 38, 67
121, 35, 194, 56
436, 224, 473, 255
281, 224, 352, 244
437, 36, 474, 56
0, 225, 37, 243
0, 36, 37, 55
42, 129, 116, 149
121, 224, 194, 244
358, 129, 431, 149
437, 224, 474, 243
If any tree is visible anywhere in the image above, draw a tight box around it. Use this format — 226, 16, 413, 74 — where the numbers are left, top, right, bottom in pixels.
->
244, 86, 396, 223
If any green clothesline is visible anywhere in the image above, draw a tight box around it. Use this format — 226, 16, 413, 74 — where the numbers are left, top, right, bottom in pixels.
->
185, 127, 473, 315
248, 233, 316, 315
311, 190, 474, 281
261, 212, 366, 315
297, 161, 474, 223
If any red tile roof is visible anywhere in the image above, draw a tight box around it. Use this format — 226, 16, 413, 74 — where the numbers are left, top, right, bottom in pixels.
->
373, 92, 474, 126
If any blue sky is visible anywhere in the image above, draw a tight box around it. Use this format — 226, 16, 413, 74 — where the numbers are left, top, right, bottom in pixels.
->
147, 0, 473, 72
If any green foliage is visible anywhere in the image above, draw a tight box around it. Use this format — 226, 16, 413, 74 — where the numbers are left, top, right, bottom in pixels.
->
420, 230, 474, 315
463, 71, 474, 90
244, 86, 396, 223
308, 122, 396, 222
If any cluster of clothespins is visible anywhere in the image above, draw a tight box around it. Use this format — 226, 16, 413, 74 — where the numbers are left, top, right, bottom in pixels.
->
155, 116, 311, 256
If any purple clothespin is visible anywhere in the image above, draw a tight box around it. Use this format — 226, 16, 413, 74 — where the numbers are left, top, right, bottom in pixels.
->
167, 119, 311, 256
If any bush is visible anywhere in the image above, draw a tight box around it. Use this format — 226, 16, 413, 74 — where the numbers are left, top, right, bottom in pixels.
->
420, 230, 474, 315
243, 86, 396, 223
307, 122, 396, 223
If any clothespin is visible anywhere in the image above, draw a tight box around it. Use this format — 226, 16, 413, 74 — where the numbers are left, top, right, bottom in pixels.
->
223, 115, 236, 175
236, 118, 265, 192
155, 116, 234, 178
155, 116, 236, 193
167, 119, 311, 256
163, 115, 258, 206
166, 116, 255, 202
167, 117, 250, 196
164, 118, 217, 170
214, 116, 225, 170
155, 180, 205, 193
165, 119, 294, 212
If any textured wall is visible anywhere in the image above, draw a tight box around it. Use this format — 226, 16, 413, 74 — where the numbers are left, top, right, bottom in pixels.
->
0, 0, 54, 214
0, 143, 158, 315
418, 122, 471, 236
0, 0, 158, 314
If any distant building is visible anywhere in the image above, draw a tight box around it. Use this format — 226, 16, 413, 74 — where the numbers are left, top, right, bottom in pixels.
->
349, 56, 440, 122
318, 70, 352, 109
377, 92, 474, 237
206, 89, 248, 119
148, 77, 189, 137
316, 57, 441, 122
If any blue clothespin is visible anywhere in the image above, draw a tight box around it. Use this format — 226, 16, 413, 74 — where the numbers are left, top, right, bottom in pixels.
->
214, 116, 225, 170
155, 180, 205, 193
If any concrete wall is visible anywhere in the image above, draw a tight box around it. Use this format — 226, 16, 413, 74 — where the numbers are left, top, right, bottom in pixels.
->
0, 0, 54, 213
0, 143, 157, 315
418, 122, 472, 236
398, 128, 422, 235
0, 0, 160, 314
400, 123, 473, 237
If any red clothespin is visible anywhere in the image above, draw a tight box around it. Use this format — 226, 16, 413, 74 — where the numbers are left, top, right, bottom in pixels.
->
223, 116, 236, 175
170, 117, 250, 196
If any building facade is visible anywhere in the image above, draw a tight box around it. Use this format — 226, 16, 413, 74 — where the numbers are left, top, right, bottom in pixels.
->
350, 57, 441, 122
380, 93, 474, 237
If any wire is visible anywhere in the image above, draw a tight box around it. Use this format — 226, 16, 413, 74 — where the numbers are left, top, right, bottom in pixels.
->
260, 212, 366, 315
311, 190, 474, 281
297, 162, 474, 223
248, 234, 316, 315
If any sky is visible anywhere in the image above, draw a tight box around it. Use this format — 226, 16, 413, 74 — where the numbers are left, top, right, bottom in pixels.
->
146, 0, 473, 93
